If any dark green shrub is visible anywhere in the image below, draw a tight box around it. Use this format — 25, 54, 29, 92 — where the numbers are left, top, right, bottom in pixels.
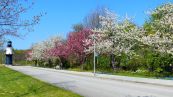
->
84, 54, 112, 71
119, 53, 129, 70
83, 54, 93, 70
127, 55, 145, 71
97, 54, 111, 71
60, 57, 70, 69
144, 52, 173, 77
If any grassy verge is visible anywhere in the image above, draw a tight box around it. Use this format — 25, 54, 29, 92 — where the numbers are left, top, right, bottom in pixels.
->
0, 65, 82, 97
68, 67, 173, 79
111, 70, 173, 79
68, 68, 93, 72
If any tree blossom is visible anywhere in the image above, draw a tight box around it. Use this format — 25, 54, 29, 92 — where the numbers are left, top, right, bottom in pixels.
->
31, 36, 63, 60
48, 29, 93, 65
138, 3, 173, 55
85, 8, 141, 56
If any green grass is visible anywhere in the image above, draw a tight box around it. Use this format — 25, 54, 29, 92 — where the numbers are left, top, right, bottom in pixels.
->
14, 60, 34, 66
0, 65, 82, 97
68, 67, 153, 77
68, 68, 92, 72
68, 67, 173, 79
111, 70, 155, 78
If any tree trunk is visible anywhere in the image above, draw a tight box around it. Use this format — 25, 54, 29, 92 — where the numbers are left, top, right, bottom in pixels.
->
80, 54, 85, 70
110, 53, 116, 70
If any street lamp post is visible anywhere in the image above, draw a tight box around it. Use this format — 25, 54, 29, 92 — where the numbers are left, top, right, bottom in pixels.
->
93, 32, 96, 76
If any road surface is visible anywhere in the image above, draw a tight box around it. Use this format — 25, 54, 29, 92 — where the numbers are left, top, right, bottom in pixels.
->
7, 66, 173, 97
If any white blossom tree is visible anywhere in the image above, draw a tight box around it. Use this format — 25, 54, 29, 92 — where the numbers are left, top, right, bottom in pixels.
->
84, 8, 142, 69
31, 35, 63, 62
86, 4, 173, 57
140, 3, 173, 55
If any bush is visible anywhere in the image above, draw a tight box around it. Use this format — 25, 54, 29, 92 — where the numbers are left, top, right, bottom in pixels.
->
97, 54, 111, 71
60, 57, 70, 69
126, 55, 145, 71
83, 54, 112, 71
83, 54, 93, 70
52, 57, 61, 67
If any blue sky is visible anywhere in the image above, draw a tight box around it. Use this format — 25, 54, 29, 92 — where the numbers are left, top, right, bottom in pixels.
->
6, 0, 173, 50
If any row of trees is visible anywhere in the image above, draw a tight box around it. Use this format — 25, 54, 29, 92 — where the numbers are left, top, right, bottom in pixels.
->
30, 3, 173, 77
30, 29, 92, 68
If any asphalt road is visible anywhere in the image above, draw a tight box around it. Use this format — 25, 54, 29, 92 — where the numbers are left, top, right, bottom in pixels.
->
7, 66, 173, 97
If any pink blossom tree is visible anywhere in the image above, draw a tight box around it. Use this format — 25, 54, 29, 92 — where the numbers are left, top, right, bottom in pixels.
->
49, 29, 93, 67
66, 29, 93, 65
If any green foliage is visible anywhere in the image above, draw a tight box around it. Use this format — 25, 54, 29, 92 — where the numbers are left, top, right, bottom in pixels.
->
35, 57, 70, 69
15, 60, 34, 66
0, 50, 4, 64
143, 21, 155, 35
126, 55, 145, 71
97, 54, 110, 71
13, 49, 35, 66
82, 54, 93, 70
13, 50, 26, 63
59, 57, 70, 69
52, 57, 61, 67
119, 53, 129, 68
83, 54, 111, 71
77, 48, 173, 77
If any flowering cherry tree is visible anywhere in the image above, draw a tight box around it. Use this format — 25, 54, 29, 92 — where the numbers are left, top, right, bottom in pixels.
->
85, 9, 141, 55
139, 3, 173, 55
67, 29, 93, 64
84, 9, 117, 54
31, 36, 63, 61
48, 40, 67, 58
84, 8, 144, 69
49, 29, 93, 66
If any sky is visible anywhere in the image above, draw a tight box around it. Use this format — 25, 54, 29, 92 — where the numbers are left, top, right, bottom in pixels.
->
6, 0, 173, 50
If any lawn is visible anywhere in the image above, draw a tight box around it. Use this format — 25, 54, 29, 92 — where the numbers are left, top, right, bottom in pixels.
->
0, 65, 82, 97
68, 67, 173, 79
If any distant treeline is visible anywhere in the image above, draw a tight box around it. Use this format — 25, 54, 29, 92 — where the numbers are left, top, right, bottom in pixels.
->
0, 49, 33, 65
